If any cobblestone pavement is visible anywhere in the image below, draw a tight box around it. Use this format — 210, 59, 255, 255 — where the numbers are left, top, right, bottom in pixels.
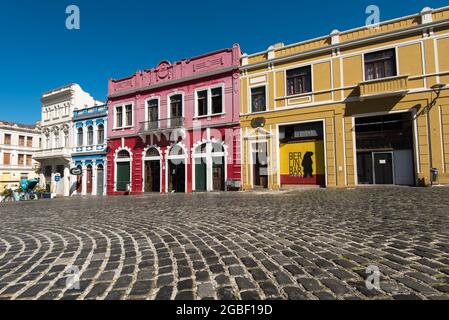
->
1, 187, 449, 300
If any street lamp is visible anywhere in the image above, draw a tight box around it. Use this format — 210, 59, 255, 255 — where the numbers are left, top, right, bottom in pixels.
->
427, 83, 446, 186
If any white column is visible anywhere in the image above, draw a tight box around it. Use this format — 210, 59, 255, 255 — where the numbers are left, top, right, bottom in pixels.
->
82, 164, 87, 195
64, 165, 70, 197
92, 162, 97, 196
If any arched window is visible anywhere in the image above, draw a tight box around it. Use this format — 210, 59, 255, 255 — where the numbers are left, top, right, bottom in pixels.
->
169, 144, 185, 156
87, 126, 94, 146
45, 133, 50, 149
77, 127, 83, 147
54, 130, 60, 148
64, 131, 69, 147
117, 150, 131, 159
97, 124, 104, 145
146, 147, 160, 158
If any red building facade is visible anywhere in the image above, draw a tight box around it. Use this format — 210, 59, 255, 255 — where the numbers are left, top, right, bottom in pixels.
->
106, 45, 241, 194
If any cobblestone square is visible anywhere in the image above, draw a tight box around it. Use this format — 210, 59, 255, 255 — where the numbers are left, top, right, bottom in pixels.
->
1, 187, 449, 300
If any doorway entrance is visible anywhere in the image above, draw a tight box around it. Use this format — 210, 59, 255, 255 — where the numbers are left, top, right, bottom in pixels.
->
116, 150, 131, 192
355, 112, 415, 186
145, 160, 161, 192
86, 165, 93, 194
193, 142, 226, 192
97, 164, 104, 196
252, 142, 268, 188
167, 144, 186, 193
76, 165, 82, 194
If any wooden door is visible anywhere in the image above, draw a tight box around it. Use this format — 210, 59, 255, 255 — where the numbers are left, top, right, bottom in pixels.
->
212, 158, 225, 191
86, 165, 93, 194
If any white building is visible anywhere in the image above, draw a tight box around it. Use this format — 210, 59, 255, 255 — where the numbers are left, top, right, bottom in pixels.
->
34, 84, 102, 197
0, 121, 41, 191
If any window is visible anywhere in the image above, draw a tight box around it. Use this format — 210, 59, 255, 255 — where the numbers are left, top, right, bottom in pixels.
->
197, 90, 208, 116
170, 95, 183, 118
3, 152, 11, 165
87, 126, 94, 145
97, 124, 104, 144
287, 66, 312, 96
116, 106, 123, 128
19, 136, 25, 146
117, 150, 130, 159
211, 88, 223, 114
364, 49, 397, 81
77, 127, 83, 146
64, 132, 69, 147
251, 86, 266, 113
45, 135, 50, 149
27, 137, 33, 147
4, 134, 11, 145
147, 99, 159, 122
26, 155, 32, 166
18, 154, 25, 166
20, 173, 29, 180
125, 105, 133, 126
54, 131, 59, 148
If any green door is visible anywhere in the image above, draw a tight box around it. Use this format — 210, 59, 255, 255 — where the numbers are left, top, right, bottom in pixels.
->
117, 162, 130, 191
195, 158, 207, 191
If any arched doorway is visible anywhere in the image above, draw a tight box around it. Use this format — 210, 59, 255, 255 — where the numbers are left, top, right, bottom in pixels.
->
193, 142, 226, 192
143, 147, 161, 192
86, 165, 93, 195
76, 165, 83, 194
97, 164, 104, 196
167, 144, 186, 193
116, 150, 131, 192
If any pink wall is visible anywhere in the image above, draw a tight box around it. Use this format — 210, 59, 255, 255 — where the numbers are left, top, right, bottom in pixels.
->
107, 44, 241, 138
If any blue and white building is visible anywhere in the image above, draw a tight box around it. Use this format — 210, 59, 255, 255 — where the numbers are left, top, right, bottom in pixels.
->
71, 104, 108, 196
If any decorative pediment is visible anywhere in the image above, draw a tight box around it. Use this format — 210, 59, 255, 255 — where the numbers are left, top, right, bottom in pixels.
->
244, 127, 273, 140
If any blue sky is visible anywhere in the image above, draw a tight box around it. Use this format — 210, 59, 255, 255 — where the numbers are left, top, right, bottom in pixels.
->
0, 0, 447, 124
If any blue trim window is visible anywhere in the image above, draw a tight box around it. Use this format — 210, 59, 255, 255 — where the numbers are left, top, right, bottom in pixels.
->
97, 124, 104, 145
77, 127, 83, 147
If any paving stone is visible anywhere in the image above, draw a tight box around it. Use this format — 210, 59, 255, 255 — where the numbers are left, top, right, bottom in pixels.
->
274, 271, 294, 286
155, 286, 173, 300
177, 279, 193, 291
217, 287, 236, 300
297, 278, 323, 292
175, 291, 195, 300
197, 282, 215, 298
235, 277, 256, 290
321, 279, 351, 295
240, 290, 261, 300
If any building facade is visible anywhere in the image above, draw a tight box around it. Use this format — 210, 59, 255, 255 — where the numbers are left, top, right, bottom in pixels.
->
240, 6, 449, 190
0, 121, 41, 191
107, 45, 241, 194
34, 84, 102, 197
71, 104, 108, 196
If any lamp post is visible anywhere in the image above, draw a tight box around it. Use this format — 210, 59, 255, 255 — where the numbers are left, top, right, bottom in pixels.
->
428, 84, 446, 186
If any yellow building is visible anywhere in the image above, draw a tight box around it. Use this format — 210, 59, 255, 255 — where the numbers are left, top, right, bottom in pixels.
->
0, 121, 41, 192
240, 6, 449, 190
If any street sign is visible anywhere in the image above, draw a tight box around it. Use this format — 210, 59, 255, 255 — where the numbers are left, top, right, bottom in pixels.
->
54, 173, 61, 182
70, 168, 82, 176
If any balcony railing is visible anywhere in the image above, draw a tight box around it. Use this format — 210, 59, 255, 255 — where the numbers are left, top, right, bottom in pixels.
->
139, 117, 185, 134
33, 147, 71, 160
359, 75, 409, 100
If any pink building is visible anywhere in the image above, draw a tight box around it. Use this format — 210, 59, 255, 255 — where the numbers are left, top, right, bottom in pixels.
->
106, 45, 241, 194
